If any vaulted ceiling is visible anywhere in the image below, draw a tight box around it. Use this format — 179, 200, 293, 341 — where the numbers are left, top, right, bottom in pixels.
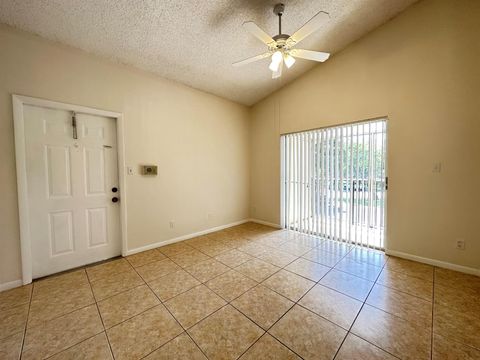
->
0, 0, 418, 105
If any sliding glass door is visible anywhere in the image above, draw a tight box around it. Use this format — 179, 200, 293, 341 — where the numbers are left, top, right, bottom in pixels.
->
281, 119, 387, 249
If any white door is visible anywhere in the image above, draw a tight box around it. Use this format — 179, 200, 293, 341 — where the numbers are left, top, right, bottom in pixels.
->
24, 104, 121, 278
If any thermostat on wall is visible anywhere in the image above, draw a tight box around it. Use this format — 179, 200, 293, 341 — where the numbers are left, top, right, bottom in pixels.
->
141, 165, 158, 175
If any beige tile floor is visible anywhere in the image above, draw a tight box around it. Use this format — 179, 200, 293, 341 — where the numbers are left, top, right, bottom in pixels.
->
1, 222, 479, 359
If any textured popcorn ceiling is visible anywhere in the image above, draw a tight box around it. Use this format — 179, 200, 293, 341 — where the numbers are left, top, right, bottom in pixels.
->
0, 0, 417, 105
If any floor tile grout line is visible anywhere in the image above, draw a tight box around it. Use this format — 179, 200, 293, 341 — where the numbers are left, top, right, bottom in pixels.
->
264, 253, 345, 326
383, 267, 435, 283
175, 232, 311, 287
286, 253, 405, 337
0, 299, 32, 314
372, 280, 433, 303
137, 229, 460, 357
332, 252, 393, 360
375, 279, 433, 299
347, 258, 433, 360
203, 277, 258, 304
341, 271, 403, 360
125, 257, 168, 270
23, 301, 95, 332
32, 260, 107, 285
85, 267, 116, 360
227, 292, 305, 359
230, 246, 349, 360
86, 303, 170, 352
23, 235, 322, 359
14, 228, 273, 359
155, 231, 309, 358
234, 332, 272, 360
23, 269, 103, 332
0, 306, 28, 344
32, 274, 107, 360
183, 305, 234, 360
86, 258, 135, 283
330, 264, 382, 282
93, 279, 147, 303
91, 283, 162, 331
205, 235, 314, 300
18, 282, 34, 359
27, 277, 151, 334
150, 276, 203, 303
182, 261, 233, 284
297, 288, 430, 334
234, 237, 352, 308
42, 330, 107, 360
186, 297, 304, 360
114, 231, 388, 355
129, 257, 213, 360
132, 245, 243, 306
138, 330, 197, 360
22, 226, 446, 360
27, 277, 92, 303
367, 254, 435, 303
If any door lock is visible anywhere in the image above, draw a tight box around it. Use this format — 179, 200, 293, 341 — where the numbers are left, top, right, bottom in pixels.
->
112, 187, 118, 193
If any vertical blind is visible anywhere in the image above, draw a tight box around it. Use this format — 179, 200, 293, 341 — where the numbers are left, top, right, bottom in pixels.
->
281, 119, 387, 249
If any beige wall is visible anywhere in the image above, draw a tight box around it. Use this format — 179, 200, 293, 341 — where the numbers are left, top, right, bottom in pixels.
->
250, 0, 480, 270
0, 26, 250, 285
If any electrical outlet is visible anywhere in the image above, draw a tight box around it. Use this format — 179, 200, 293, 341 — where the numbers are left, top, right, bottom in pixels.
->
169, 221, 175, 229
432, 162, 442, 173
252, 206, 257, 215
455, 238, 465, 250
207, 213, 213, 221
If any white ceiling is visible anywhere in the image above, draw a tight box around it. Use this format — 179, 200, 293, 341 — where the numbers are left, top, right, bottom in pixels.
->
0, 0, 417, 106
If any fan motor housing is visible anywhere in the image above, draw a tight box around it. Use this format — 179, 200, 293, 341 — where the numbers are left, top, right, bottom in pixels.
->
273, 34, 290, 48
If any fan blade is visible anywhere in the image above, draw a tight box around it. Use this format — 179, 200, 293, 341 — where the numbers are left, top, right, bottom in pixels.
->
243, 21, 275, 45
232, 52, 271, 67
290, 11, 329, 45
272, 59, 283, 79
290, 49, 330, 62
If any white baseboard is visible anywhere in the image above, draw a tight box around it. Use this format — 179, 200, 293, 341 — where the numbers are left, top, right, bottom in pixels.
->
385, 249, 480, 276
248, 218, 282, 229
125, 219, 250, 256
0, 279, 23, 293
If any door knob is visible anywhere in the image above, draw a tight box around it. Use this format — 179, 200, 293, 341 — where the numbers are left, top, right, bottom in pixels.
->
112, 187, 118, 193
112, 197, 119, 203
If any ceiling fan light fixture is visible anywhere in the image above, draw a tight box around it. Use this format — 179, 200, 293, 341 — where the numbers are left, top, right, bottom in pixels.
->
269, 61, 278, 72
269, 50, 283, 72
272, 50, 283, 63
284, 54, 296, 68
269, 60, 280, 72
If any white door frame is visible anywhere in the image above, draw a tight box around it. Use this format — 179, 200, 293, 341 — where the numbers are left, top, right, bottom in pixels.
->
12, 94, 128, 285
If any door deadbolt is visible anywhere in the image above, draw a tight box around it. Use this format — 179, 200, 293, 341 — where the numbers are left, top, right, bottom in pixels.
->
112, 187, 118, 193
112, 197, 119, 203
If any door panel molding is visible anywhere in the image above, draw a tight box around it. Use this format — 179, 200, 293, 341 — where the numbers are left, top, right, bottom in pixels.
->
49, 210, 75, 256
13, 94, 128, 285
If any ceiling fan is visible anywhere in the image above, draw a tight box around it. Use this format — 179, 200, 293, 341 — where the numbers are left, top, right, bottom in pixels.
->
233, 3, 330, 79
